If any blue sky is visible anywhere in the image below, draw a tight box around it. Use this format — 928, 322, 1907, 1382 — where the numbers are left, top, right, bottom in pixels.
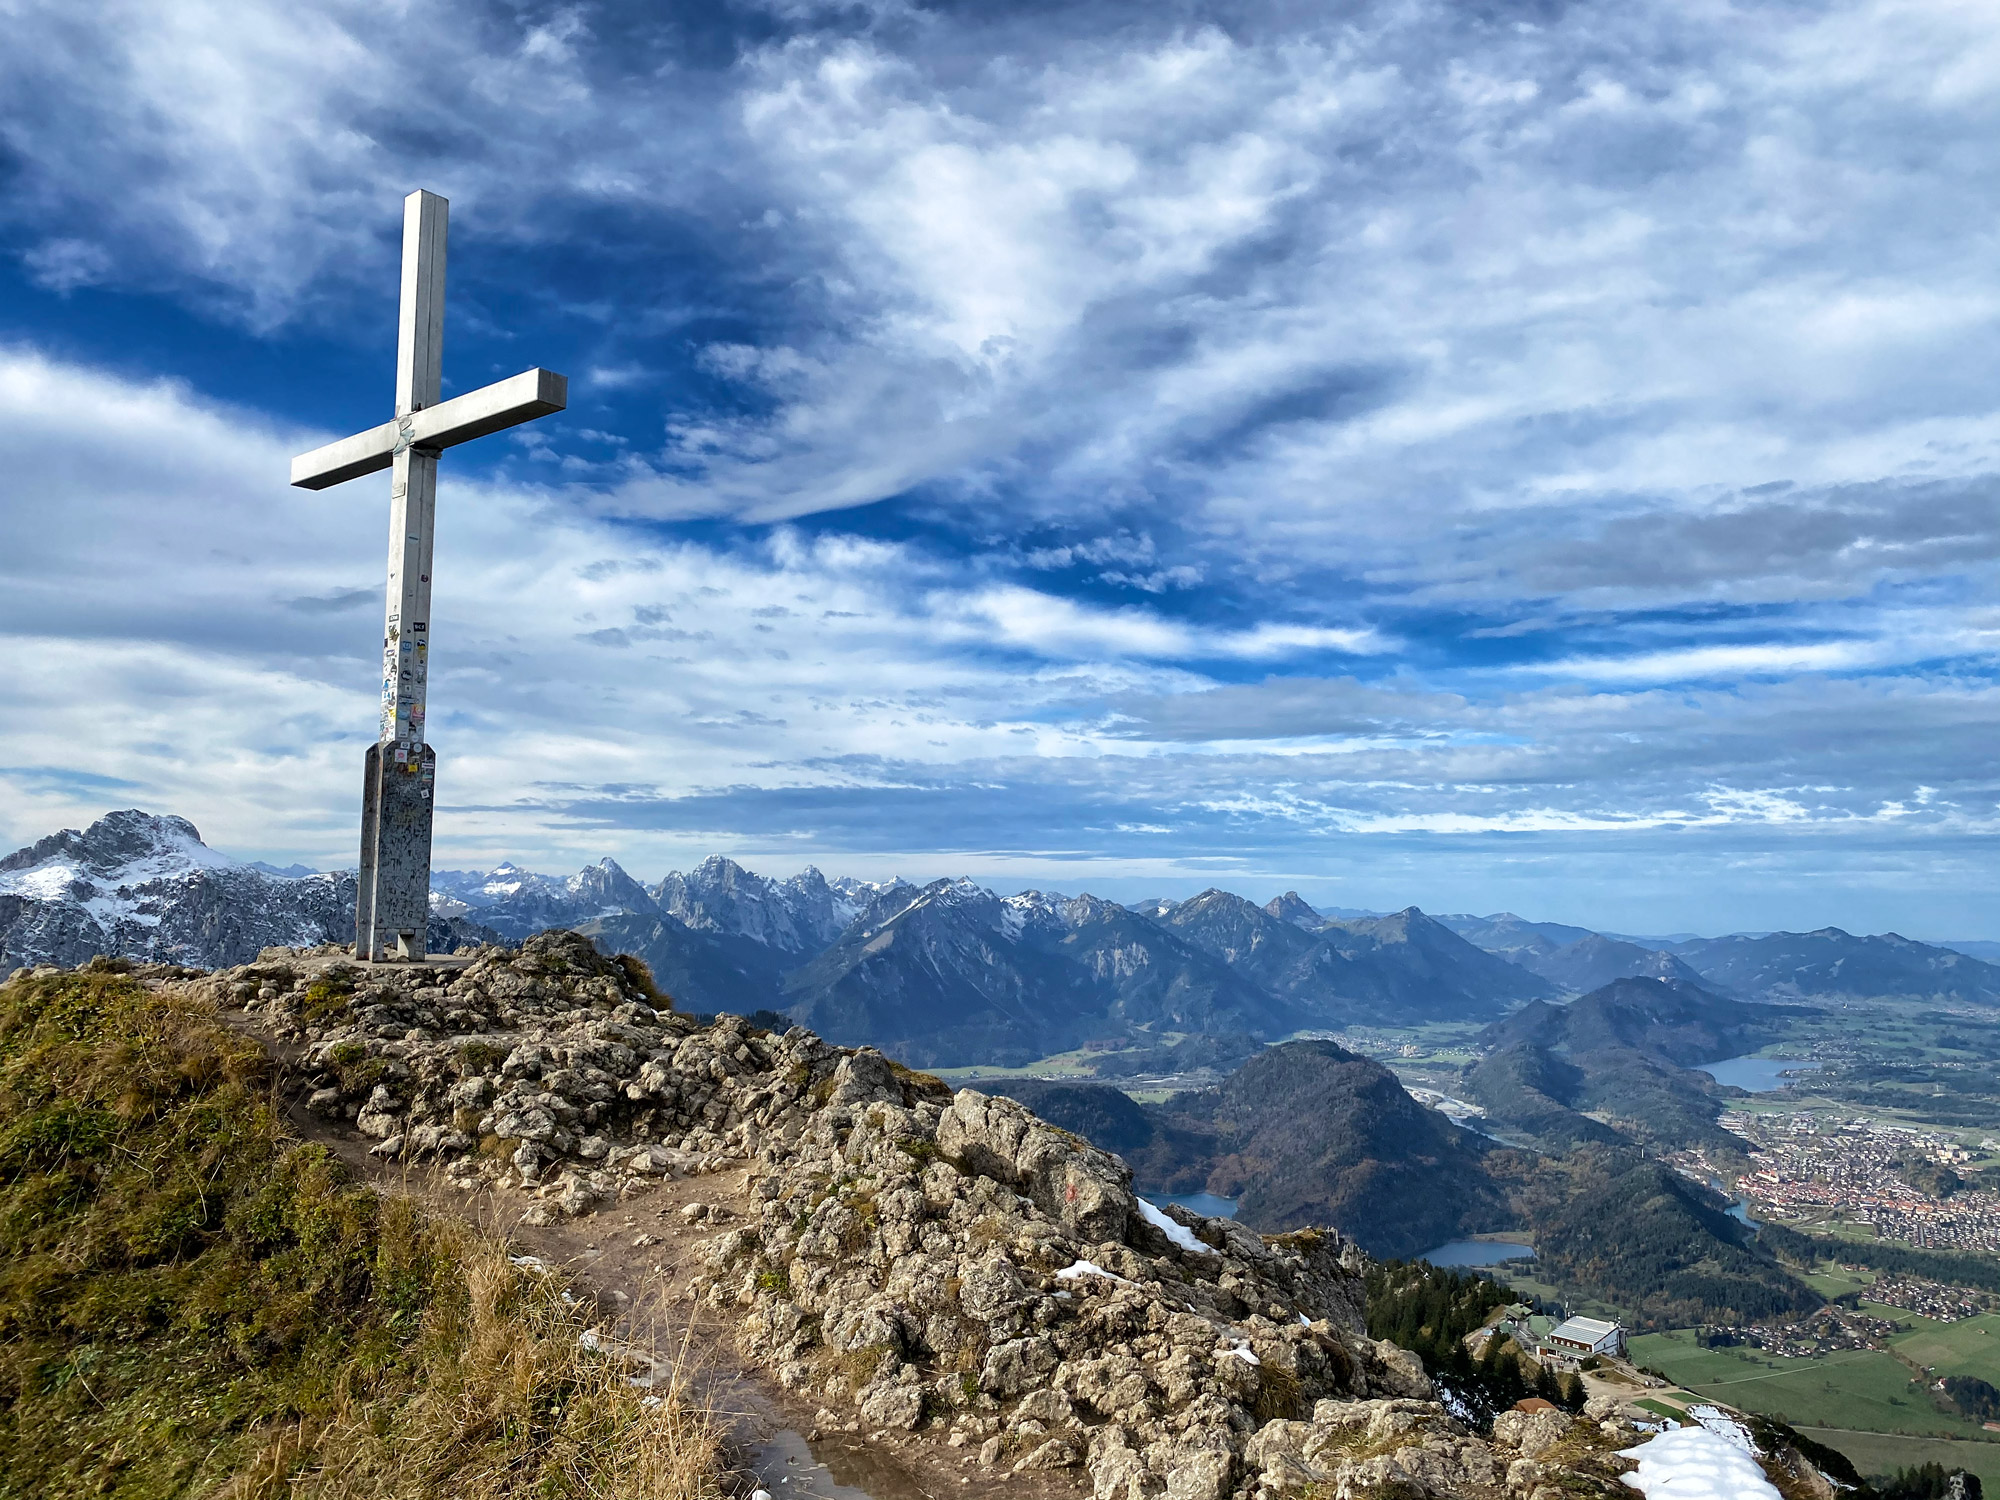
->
1, 0, 1996, 936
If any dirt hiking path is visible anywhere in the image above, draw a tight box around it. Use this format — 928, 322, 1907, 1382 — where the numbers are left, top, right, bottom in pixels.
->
249, 1011, 1086, 1500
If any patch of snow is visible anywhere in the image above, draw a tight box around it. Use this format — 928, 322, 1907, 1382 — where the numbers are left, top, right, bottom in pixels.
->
1684, 1405, 1756, 1451
1618, 1426, 1780, 1500
1055, 1259, 1132, 1286
1137, 1197, 1209, 1255
0, 863, 83, 901
1434, 1383, 1476, 1425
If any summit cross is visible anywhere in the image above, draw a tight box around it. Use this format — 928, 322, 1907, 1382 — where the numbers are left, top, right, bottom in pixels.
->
291, 189, 567, 962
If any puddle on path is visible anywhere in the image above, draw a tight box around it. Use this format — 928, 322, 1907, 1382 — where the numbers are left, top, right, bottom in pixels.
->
749, 1427, 932, 1500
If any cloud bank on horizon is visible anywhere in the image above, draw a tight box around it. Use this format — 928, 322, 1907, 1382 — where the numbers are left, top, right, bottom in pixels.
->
0, 0, 1995, 935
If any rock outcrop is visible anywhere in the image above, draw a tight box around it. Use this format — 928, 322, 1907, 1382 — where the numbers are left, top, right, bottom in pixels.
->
128, 931, 1648, 1499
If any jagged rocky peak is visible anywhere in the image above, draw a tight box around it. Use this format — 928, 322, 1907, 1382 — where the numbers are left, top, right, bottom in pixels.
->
470, 862, 552, 901
565, 857, 656, 913
1263, 891, 1326, 930
0, 810, 358, 972
655, 854, 861, 954
773, 864, 868, 945
992, 887, 1094, 941
0, 809, 235, 884
1053, 891, 1121, 926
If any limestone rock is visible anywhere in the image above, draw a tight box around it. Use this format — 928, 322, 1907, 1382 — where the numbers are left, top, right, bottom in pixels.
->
125, 929, 1642, 1500
1493, 1406, 1575, 1459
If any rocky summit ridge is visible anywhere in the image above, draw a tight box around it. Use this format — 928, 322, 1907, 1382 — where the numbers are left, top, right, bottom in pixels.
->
111, 929, 1671, 1500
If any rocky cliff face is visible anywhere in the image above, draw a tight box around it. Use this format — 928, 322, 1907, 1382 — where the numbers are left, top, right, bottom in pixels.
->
117, 930, 1657, 1500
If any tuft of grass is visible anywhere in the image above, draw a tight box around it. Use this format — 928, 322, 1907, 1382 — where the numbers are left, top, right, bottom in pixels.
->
1253, 1363, 1306, 1424
298, 977, 356, 1024
455, 1041, 509, 1072
887, 1061, 951, 1103
612, 955, 673, 1012
0, 967, 720, 1500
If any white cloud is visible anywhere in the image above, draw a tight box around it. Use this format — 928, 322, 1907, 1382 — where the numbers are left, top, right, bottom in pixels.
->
924, 586, 1383, 661
1529, 641, 1877, 683
21, 238, 112, 293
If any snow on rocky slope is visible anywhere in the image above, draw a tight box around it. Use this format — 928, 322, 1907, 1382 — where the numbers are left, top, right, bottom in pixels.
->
0, 811, 354, 970
0, 810, 501, 971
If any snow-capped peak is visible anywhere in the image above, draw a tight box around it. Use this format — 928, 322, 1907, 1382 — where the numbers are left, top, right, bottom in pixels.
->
0, 810, 238, 909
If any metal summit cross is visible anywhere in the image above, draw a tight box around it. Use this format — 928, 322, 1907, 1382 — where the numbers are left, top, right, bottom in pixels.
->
291, 190, 566, 962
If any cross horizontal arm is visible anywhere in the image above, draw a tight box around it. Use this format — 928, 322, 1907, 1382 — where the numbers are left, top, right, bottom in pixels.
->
290, 367, 568, 490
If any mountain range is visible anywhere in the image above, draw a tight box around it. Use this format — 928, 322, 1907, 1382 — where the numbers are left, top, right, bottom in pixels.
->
6, 813, 1999, 1063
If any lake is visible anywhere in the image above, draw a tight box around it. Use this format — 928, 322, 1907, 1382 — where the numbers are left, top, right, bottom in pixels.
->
1702, 1172, 1761, 1227
1145, 1191, 1239, 1219
1697, 1054, 1822, 1092
1422, 1239, 1537, 1267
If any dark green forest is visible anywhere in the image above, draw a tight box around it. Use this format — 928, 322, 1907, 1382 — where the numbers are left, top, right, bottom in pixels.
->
1759, 1222, 2000, 1293
1362, 1260, 1584, 1425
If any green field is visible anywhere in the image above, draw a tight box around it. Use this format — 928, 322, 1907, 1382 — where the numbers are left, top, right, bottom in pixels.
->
1798, 1430, 2000, 1489
1802, 1265, 1873, 1298
1633, 1398, 1690, 1422
1630, 1330, 1995, 1439
1888, 1312, 2000, 1380
932, 1048, 1103, 1083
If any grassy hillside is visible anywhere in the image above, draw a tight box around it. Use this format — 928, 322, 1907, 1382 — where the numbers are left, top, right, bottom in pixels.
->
0, 961, 718, 1500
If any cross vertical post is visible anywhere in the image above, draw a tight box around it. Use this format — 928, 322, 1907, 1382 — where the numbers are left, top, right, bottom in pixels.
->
293, 189, 566, 963
359, 190, 446, 961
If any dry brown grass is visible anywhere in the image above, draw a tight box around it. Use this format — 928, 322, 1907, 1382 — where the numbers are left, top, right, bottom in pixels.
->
0, 964, 725, 1500
238, 1220, 724, 1500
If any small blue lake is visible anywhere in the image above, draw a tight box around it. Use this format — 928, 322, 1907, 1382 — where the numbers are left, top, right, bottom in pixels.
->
1146, 1191, 1239, 1219
1697, 1055, 1821, 1092
1703, 1173, 1760, 1227
1422, 1240, 1537, 1267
